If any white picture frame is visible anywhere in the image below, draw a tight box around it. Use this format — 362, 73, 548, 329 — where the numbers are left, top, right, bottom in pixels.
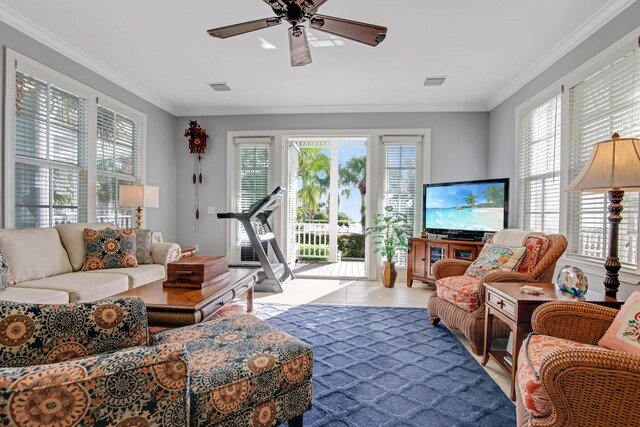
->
152, 231, 164, 243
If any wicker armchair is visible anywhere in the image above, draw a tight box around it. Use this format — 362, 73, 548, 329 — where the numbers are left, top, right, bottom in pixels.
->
517, 301, 640, 426
427, 233, 567, 355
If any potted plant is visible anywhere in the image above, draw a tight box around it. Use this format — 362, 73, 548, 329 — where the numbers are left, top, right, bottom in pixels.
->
365, 205, 411, 288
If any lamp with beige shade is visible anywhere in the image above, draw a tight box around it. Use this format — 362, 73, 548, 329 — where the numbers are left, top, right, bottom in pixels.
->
566, 133, 640, 297
118, 185, 159, 230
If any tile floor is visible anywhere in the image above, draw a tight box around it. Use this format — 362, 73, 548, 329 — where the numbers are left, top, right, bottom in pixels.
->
251, 277, 514, 399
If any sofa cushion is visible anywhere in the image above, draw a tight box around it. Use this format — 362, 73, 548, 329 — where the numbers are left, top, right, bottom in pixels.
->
55, 222, 113, 271
517, 334, 601, 419
0, 228, 73, 283
0, 250, 14, 291
435, 275, 481, 312
154, 314, 313, 426
518, 236, 551, 274
14, 272, 129, 302
136, 229, 154, 264
83, 228, 138, 271
86, 264, 165, 289
0, 287, 69, 304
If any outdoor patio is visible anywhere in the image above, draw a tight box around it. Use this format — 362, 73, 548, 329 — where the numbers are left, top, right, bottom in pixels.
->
294, 261, 366, 278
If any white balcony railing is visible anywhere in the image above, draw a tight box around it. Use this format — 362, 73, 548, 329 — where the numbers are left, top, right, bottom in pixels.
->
295, 222, 363, 261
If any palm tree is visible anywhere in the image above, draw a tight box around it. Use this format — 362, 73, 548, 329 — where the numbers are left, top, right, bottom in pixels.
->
298, 148, 330, 222
483, 184, 504, 207
339, 155, 367, 229
465, 192, 477, 207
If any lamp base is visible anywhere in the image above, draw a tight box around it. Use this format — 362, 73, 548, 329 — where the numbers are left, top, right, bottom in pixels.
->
136, 207, 143, 230
604, 190, 623, 298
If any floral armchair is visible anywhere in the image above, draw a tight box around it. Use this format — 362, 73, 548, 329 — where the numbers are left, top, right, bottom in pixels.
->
427, 232, 568, 355
0, 298, 313, 427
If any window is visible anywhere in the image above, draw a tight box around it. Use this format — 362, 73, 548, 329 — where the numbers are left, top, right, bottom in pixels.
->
517, 94, 561, 234
14, 71, 89, 228
567, 47, 640, 266
96, 104, 143, 228
5, 50, 147, 229
233, 137, 272, 263
382, 136, 420, 265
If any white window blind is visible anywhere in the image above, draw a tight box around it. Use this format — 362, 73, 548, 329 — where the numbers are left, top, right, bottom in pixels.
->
234, 138, 272, 263
568, 47, 640, 266
96, 105, 142, 228
14, 71, 89, 228
517, 94, 561, 234
382, 136, 420, 266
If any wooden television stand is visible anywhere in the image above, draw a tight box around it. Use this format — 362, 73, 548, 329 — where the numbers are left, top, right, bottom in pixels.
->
407, 237, 484, 287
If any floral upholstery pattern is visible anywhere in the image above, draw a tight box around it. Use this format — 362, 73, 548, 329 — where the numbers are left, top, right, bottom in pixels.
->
517, 333, 600, 418
0, 298, 148, 368
0, 250, 13, 292
0, 344, 189, 427
518, 236, 551, 274
435, 275, 481, 312
83, 228, 138, 271
465, 244, 527, 278
155, 314, 313, 427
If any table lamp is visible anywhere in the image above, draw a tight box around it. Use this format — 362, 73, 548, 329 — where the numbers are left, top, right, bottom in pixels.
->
566, 133, 640, 298
118, 185, 160, 229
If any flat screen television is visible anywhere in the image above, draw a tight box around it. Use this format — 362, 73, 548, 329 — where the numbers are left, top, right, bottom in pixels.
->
423, 178, 509, 241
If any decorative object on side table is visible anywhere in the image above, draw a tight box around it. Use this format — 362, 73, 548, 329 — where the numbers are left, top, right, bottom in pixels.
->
118, 184, 160, 229
566, 133, 640, 298
365, 205, 411, 288
184, 120, 209, 233
556, 265, 588, 296
164, 255, 229, 289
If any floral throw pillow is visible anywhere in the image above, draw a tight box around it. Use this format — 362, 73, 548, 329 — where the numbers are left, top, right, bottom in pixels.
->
82, 228, 138, 271
0, 250, 14, 291
136, 229, 153, 265
465, 243, 527, 279
599, 291, 640, 355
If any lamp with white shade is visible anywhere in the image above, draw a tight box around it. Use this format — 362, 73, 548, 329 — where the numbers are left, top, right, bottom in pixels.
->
566, 133, 640, 297
118, 185, 159, 230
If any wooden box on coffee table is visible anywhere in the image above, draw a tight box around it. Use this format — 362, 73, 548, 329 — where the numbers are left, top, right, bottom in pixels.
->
164, 255, 229, 288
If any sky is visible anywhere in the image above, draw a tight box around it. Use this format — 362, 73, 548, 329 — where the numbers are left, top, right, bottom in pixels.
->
425, 182, 505, 209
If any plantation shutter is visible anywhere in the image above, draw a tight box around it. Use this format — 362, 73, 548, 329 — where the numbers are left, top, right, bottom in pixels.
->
382, 135, 421, 266
14, 71, 89, 228
234, 137, 272, 263
568, 47, 640, 266
517, 94, 561, 234
96, 104, 142, 228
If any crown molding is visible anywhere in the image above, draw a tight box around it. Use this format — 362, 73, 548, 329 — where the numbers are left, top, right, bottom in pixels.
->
0, 3, 179, 115
487, 0, 636, 111
174, 103, 489, 117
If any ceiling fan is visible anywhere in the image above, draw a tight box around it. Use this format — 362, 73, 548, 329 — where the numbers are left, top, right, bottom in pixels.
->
207, 0, 387, 67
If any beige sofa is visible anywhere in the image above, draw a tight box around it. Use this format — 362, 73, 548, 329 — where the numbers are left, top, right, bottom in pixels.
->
0, 223, 180, 304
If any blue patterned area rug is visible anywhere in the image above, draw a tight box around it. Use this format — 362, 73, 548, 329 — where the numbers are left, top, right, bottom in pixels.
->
251, 304, 516, 427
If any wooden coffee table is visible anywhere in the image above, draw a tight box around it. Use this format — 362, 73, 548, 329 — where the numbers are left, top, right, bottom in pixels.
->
117, 268, 258, 327
482, 281, 623, 400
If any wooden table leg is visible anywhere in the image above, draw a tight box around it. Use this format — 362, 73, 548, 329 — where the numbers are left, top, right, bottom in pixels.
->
481, 307, 493, 366
509, 324, 526, 401
246, 286, 254, 313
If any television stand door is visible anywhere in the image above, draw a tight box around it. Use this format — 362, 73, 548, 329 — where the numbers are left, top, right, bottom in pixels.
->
407, 238, 484, 286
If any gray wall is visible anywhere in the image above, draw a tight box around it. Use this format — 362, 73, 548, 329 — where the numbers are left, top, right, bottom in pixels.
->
0, 20, 179, 241
488, 1, 640, 298
176, 112, 490, 255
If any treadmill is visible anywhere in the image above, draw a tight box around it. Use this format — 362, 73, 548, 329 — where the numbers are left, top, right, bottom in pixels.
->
217, 187, 294, 293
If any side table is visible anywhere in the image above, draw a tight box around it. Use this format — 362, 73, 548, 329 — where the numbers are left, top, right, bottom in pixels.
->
482, 282, 622, 401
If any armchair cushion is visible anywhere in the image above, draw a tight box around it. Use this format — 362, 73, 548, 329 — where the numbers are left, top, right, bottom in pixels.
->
465, 243, 527, 278
0, 298, 148, 368
0, 344, 188, 427
517, 333, 601, 418
518, 236, 551, 274
155, 314, 313, 426
599, 291, 640, 355
435, 275, 481, 312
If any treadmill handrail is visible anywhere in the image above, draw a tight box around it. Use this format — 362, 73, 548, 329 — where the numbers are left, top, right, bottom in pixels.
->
217, 186, 286, 221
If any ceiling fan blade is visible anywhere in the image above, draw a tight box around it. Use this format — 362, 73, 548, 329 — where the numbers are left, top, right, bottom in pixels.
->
309, 14, 387, 46
289, 26, 312, 67
296, 0, 329, 12
207, 17, 282, 39
262, 0, 287, 15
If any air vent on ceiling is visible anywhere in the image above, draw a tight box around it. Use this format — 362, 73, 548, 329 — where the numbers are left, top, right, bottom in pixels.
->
423, 76, 447, 87
209, 83, 231, 92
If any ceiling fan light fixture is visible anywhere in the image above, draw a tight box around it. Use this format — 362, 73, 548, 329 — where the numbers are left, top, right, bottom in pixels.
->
209, 83, 231, 92
289, 26, 312, 67
423, 76, 447, 87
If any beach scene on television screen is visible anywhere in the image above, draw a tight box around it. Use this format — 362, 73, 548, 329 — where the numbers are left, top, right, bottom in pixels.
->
426, 182, 505, 231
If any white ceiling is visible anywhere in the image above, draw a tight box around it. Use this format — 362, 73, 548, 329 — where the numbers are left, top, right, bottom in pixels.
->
0, 0, 632, 116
